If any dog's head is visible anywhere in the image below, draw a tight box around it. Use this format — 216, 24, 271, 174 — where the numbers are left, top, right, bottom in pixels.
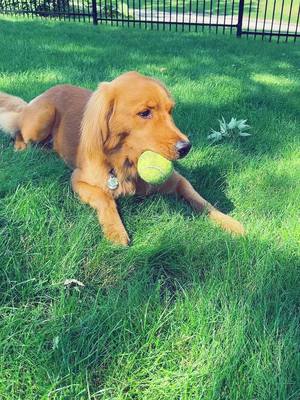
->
81, 71, 191, 160
80, 72, 191, 194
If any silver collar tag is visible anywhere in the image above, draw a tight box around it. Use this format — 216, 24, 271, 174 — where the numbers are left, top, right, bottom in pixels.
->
107, 172, 119, 190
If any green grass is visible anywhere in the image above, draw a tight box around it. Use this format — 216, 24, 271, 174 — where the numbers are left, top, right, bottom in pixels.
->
0, 16, 300, 400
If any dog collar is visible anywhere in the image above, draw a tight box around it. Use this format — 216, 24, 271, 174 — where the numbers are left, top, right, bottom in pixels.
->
107, 169, 119, 190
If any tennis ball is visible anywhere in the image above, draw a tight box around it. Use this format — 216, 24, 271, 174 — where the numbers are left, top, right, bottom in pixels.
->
137, 151, 174, 185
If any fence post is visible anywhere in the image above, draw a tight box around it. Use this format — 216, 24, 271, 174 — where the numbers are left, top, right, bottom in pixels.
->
237, 0, 244, 37
92, 0, 98, 25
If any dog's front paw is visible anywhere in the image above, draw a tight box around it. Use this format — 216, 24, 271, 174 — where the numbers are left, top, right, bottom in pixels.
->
105, 228, 130, 246
209, 210, 245, 236
14, 141, 27, 151
224, 215, 245, 236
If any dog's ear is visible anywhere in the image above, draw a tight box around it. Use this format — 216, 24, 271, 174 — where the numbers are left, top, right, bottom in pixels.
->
80, 82, 115, 158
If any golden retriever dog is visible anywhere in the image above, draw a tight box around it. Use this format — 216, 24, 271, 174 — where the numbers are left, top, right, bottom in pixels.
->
0, 71, 244, 245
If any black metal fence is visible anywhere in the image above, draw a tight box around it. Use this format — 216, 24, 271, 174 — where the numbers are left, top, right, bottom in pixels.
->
0, 0, 299, 42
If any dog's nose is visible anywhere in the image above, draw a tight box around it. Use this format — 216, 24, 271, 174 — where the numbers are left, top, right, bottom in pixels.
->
175, 141, 192, 158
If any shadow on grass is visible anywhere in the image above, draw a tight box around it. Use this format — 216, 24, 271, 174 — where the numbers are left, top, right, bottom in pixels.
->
36, 231, 299, 397
1, 18, 300, 83
0, 136, 70, 197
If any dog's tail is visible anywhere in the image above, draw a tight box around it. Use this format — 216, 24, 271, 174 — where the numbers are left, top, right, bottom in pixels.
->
0, 92, 27, 136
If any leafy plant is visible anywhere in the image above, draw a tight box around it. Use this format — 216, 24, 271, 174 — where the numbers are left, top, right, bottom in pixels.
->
207, 117, 251, 142
100, 3, 132, 19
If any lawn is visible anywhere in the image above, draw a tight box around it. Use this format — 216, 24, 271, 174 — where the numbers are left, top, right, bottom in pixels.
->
0, 16, 299, 400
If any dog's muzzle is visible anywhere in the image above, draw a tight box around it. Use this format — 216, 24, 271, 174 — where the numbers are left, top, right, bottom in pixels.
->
176, 141, 192, 159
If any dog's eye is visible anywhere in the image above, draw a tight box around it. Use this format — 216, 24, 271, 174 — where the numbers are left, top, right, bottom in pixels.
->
138, 109, 152, 119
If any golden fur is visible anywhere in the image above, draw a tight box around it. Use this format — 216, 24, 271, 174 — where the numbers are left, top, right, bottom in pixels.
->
0, 71, 244, 245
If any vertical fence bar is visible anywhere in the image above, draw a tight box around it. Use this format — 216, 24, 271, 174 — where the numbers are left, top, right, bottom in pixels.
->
145, 0, 148, 29
133, 0, 136, 26
202, 0, 206, 33
223, 0, 228, 34
246, 0, 253, 38
294, 5, 300, 42
138, 0, 141, 28
269, 0, 277, 41
26, 0, 29, 17
63, 0, 68, 21
169, 0, 172, 31
78, 0, 81, 21
182, 0, 185, 31
115, 0, 119, 26
104, 0, 108, 25
127, 0, 130, 27
195, 0, 199, 32
29, 0, 35, 19
188, 0, 192, 32
286, 0, 294, 42
99, 0, 102, 22
121, 0, 124, 26
230, 0, 235, 34
277, 0, 285, 43
86, 0, 90, 22
262, 0, 269, 40
58, 0, 61, 21
209, 0, 212, 32
57, 0, 61, 20
111, 0, 114, 25
72, 0, 76, 21
254, 0, 261, 39
237, 0, 244, 37
8, 0, 12, 16
15, 0, 18, 18
216, 0, 221, 33
67, 0, 71, 21
92, 0, 98, 23
59, 0, 63, 21
16, 0, 20, 18
38, 0, 45, 17
175, 0, 178, 31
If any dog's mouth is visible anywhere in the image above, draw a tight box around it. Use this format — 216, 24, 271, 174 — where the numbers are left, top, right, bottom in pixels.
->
139, 141, 191, 163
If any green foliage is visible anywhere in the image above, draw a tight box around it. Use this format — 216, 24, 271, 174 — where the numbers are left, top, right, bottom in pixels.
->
0, 0, 70, 15
100, 2, 132, 19
208, 117, 251, 141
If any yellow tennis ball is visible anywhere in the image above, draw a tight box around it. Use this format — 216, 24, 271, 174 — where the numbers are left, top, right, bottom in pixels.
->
137, 151, 174, 185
